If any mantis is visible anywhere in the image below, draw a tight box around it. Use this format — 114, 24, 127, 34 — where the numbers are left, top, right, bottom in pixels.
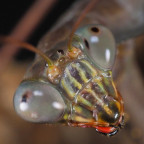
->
1, 0, 144, 138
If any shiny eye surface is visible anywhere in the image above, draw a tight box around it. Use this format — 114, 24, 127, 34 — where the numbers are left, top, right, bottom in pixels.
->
14, 81, 66, 123
75, 24, 116, 70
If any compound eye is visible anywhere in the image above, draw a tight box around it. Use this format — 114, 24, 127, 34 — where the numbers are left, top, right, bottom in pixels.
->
75, 24, 116, 70
14, 81, 66, 123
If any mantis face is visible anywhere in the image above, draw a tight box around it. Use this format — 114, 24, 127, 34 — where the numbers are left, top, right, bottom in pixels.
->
14, 24, 124, 136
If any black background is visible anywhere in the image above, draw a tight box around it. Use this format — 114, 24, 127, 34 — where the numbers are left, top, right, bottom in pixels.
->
0, 0, 76, 60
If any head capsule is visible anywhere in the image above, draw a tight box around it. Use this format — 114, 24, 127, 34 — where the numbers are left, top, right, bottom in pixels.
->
12, 23, 124, 136
14, 80, 66, 123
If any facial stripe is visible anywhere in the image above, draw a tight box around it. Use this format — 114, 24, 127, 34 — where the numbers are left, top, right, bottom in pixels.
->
65, 68, 82, 90
76, 95, 93, 110
103, 105, 113, 116
93, 77, 106, 91
80, 60, 97, 77
82, 82, 113, 116
72, 105, 94, 122
69, 65, 84, 84
71, 63, 89, 83
73, 116, 94, 123
61, 78, 75, 99
77, 62, 93, 80
85, 88, 103, 105
91, 80, 108, 99
102, 77, 118, 99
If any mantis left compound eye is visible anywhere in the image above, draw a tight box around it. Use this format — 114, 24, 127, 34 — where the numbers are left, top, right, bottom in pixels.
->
74, 24, 116, 70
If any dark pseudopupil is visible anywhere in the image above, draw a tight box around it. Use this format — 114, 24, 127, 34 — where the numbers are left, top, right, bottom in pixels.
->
91, 27, 99, 33
21, 91, 31, 102
84, 39, 89, 49
21, 94, 28, 102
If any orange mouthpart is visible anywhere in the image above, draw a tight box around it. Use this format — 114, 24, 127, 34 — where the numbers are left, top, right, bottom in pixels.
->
95, 126, 117, 134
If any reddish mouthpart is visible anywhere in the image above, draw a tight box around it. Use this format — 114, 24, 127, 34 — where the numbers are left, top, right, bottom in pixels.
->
95, 126, 116, 134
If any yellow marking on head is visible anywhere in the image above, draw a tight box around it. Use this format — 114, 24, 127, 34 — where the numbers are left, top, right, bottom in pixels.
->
93, 78, 107, 94
71, 63, 88, 83
61, 78, 75, 99
81, 60, 97, 77
73, 105, 83, 113
111, 80, 118, 98
63, 114, 68, 120
66, 69, 82, 89
85, 87, 113, 116
85, 88, 103, 104
115, 101, 121, 111
73, 116, 94, 123
76, 96, 93, 109
103, 105, 113, 115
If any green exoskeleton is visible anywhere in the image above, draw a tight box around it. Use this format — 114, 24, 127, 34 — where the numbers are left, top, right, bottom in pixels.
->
14, 24, 124, 136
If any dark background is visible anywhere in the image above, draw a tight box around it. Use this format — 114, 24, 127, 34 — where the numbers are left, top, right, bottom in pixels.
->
0, 0, 76, 60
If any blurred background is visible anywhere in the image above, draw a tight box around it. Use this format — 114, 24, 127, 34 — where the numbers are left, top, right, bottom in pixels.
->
0, 0, 144, 144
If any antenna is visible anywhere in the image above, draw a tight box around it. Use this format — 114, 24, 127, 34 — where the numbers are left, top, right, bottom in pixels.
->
68, 0, 99, 51
0, 36, 53, 67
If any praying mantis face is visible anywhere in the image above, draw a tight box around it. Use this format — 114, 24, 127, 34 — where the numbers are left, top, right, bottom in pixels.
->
14, 24, 124, 136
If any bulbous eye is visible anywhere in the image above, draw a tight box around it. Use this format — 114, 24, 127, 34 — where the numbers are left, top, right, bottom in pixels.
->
14, 81, 66, 123
75, 24, 116, 70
